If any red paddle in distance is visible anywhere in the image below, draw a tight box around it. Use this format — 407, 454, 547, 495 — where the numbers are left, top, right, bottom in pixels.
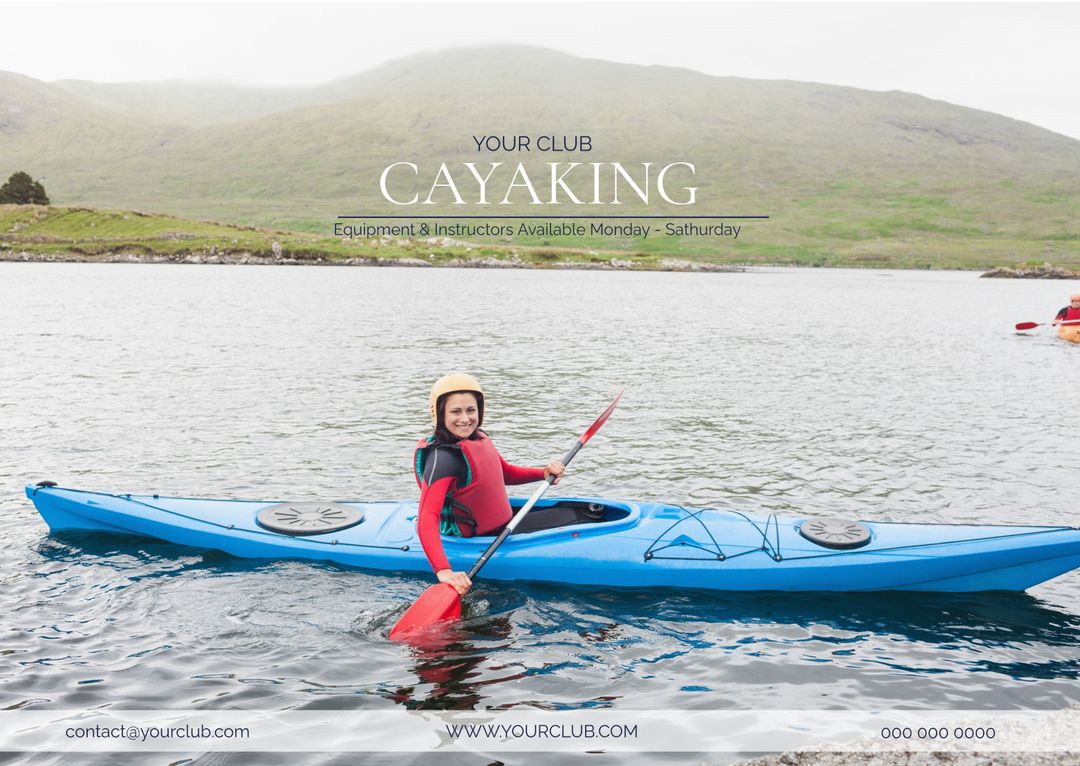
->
389, 390, 623, 641
1016, 320, 1080, 331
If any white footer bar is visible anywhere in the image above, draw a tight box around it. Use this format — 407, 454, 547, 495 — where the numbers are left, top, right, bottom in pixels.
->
2, 709, 1078, 752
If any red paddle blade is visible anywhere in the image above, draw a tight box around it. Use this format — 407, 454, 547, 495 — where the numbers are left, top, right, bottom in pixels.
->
389, 583, 462, 641
1015, 322, 1039, 331
581, 389, 623, 445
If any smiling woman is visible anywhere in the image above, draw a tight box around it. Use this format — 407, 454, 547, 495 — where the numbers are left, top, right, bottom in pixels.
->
412, 373, 566, 596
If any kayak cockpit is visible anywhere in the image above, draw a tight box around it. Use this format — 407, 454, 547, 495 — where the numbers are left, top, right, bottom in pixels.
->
447, 496, 643, 543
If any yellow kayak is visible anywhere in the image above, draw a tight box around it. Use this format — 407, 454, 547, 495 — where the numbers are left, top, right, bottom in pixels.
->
1058, 324, 1080, 343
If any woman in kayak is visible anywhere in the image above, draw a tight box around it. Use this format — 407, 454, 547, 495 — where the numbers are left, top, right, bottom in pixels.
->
414, 373, 565, 596
1052, 293, 1080, 325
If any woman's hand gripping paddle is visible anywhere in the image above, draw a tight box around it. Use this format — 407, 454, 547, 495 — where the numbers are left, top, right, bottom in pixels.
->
389, 390, 623, 641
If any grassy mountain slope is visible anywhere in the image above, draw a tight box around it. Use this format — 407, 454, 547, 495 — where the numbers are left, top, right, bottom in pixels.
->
2, 47, 1078, 267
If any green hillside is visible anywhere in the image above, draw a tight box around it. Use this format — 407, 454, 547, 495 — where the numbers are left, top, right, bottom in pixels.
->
2, 47, 1079, 268
3, 204, 1073, 272
0, 205, 724, 270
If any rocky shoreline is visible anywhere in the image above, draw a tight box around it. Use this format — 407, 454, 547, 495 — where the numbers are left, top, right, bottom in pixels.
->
0, 249, 745, 272
11, 245, 1078, 278
736, 705, 1080, 766
980, 264, 1079, 279
739, 752, 1068, 766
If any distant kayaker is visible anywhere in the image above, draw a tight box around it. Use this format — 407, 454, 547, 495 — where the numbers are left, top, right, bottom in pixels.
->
413, 373, 565, 596
1052, 293, 1080, 325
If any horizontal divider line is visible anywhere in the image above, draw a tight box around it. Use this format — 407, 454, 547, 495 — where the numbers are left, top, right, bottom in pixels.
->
337, 215, 770, 219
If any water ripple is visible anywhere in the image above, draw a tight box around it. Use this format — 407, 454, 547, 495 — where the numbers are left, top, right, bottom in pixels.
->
1, 264, 1079, 730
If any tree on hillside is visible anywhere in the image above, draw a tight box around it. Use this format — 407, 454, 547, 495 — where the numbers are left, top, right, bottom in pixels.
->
0, 171, 50, 205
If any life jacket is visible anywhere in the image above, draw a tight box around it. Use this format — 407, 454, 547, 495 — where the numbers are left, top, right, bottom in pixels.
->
1060, 306, 1080, 322
414, 431, 512, 538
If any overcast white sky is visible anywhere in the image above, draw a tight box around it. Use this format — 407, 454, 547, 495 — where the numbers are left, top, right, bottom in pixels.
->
4, 1, 1080, 139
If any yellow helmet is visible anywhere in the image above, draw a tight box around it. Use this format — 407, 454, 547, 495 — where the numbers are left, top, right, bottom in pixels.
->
429, 373, 485, 428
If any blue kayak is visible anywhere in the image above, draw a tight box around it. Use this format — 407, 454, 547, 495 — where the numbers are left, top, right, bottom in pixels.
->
25, 483, 1080, 592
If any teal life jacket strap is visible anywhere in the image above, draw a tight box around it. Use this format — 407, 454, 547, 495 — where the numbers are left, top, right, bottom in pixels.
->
439, 500, 462, 536
415, 436, 477, 537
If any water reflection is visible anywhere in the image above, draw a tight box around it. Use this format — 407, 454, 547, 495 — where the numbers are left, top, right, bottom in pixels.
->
388, 615, 520, 710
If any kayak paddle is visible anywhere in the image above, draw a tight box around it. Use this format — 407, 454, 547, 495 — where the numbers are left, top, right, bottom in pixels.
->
1016, 320, 1080, 331
389, 390, 623, 641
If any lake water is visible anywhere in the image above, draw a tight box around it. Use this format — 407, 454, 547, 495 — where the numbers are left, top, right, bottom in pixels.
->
1, 263, 1079, 764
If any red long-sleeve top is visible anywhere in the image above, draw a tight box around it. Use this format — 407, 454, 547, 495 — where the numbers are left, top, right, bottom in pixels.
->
418, 455, 545, 573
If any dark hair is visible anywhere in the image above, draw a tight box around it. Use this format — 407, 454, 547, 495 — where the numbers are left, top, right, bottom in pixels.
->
434, 390, 485, 443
